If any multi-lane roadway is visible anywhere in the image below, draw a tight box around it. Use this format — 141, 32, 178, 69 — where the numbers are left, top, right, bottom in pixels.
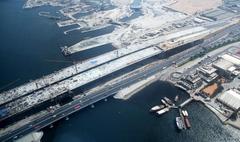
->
0, 23, 236, 142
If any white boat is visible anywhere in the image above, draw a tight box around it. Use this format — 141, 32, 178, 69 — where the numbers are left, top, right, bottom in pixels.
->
176, 117, 184, 130
156, 107, 169, 115
184, 110, 189, 117
174, 95, 179, 102
182, 110, 187, 117
164, 97, 173, 105
150, 105, 165, 112
161, 99, 168, 106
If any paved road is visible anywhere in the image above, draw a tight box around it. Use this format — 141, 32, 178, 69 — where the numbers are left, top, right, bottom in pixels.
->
0, 25, 235, 142
0, 44, 195, 142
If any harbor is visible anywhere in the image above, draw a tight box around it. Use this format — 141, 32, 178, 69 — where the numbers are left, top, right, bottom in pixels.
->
149, 93, 192, 130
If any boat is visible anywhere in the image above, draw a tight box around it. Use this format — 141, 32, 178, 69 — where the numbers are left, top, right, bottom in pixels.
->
184, 117, 191, 129
161, 99, 168, 106
182, 110, 191, 128
176, 117, 184, 130
150, 105, 165, 112
184, 110, 189, 117
164, 97, 173, 106
182, 110, 188, 117
156, 107, 169, 115
174, 95, 179, 102
182, 110, 186, 117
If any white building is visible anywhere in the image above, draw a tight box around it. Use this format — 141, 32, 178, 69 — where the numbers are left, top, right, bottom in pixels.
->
221, 54, 240, 66
217, 89, 240, 110
213, 54, 240, 78
197, 64, 218, 83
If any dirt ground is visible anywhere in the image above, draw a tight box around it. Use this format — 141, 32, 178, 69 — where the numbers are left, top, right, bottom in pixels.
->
167, 0, 223, 15
202, 83, 218, 97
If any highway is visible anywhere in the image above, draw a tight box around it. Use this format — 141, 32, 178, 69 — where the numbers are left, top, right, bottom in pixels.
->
0, 44, 196, 142
0, 40, 209, 142
0, 23, 236, 142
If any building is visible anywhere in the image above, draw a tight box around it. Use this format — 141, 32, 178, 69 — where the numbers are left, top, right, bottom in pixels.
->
217, 89, 240, 110
184, 72, 202, 89
197, 64, 218, 83
213, 54, 240, 78
221, 54, 240, 66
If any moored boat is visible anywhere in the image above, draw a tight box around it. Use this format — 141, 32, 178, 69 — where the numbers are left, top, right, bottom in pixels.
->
156, 107, 169, 115
150, 105, 165, 112
174, 95, 179, 102
176, 117, 184, 130
164, 97, 173, 106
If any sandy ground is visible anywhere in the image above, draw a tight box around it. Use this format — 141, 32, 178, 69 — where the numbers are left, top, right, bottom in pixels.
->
168, 0, 222, 15
202, 83, 218, 97
114, 75, 156, 100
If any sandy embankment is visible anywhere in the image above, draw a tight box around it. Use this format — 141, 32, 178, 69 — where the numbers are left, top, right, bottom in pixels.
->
114, 75, 156, 100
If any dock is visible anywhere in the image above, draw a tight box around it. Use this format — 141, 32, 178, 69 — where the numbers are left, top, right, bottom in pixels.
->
180, 97, 194, 108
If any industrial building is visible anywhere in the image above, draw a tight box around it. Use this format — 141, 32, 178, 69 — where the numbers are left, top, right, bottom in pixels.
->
197, 64, 218, 83
217, 89, 240, 110
213, 54, 240, 78
184, 72, 202, 89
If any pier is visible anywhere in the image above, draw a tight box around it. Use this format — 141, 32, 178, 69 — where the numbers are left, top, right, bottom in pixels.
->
180, 97, 194, 108
38, 12, 61, 20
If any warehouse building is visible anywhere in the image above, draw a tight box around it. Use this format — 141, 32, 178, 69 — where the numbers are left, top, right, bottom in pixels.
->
213, 54, 240, 78
217, 89, 240, 111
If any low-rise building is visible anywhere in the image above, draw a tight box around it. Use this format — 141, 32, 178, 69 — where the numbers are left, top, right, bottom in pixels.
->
185, 72, 202, 89
213, 54, 240, 78
217, 89, 240, 111
197, 64, 218, 83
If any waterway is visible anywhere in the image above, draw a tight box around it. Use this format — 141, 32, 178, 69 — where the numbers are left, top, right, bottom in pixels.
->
42, 81, 240, 142
0, 0, 240, 142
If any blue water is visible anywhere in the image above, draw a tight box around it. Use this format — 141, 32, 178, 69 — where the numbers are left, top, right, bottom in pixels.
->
0, 0, 114, 90
0, 1, 240, 142
42, 81, 240, 142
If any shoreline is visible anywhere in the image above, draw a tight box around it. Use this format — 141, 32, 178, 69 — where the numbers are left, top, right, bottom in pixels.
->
112, 40, 240, 130
114, 75, 157, 100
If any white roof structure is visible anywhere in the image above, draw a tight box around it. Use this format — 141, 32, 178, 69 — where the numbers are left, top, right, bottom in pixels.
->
221, 54, 240, 65
228, 66, 236, 72
213, 58, 234, 71
198, 64, 217, 75
217, 89, 240, 110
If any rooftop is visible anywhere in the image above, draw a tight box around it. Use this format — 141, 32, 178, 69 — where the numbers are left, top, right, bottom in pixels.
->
217, 89, 240, 110
198, 64, 217, 75
221, 54, 240, 65
213, 58, 234, 71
